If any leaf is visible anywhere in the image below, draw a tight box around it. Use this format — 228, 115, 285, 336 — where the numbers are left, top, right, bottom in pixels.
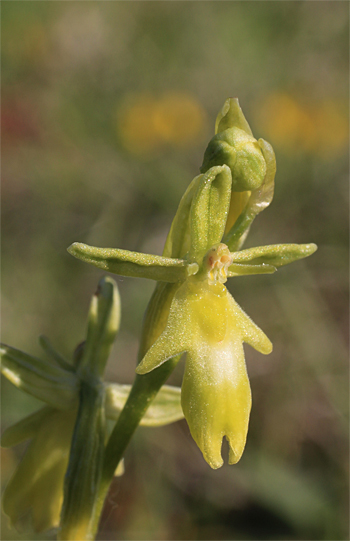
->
105, 383, 184, 426
0, 344, 78, 409
39, 336, 75, 372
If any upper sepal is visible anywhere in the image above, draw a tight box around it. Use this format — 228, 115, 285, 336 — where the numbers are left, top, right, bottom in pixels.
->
189, 165, 232, 263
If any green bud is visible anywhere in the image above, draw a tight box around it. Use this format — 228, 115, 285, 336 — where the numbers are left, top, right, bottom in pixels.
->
215, 97, 253, 136
79, 276, 121, 379
200, 127, 267, 192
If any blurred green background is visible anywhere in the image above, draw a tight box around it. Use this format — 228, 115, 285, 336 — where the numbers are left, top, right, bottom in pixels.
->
1, 2, 348, 540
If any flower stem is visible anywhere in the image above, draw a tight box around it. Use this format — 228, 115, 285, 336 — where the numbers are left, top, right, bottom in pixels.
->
59, 380, 105, 541
91, 358, 180, 533
90, 281, 181, 538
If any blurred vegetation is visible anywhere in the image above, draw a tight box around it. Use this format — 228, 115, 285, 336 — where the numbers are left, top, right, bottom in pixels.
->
1, 2, 348, 540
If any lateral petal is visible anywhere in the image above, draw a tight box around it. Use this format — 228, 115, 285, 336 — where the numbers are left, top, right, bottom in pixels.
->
230, 243, 317, 268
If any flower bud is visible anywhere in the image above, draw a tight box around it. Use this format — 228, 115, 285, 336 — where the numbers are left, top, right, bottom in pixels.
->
200, 127, 267, 192
215, 97, 253, 136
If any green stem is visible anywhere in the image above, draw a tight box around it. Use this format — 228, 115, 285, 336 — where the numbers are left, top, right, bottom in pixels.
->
105, 359, 179, 480
90, 281, 181, 538
92, 357, 180, 533
59, 380, 105, 541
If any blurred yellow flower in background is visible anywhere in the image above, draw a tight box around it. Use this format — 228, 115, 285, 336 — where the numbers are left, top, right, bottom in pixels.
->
153, 93, 206, 146
314, 99, 349, 157
117, 93, 207, 155
255, 93, 348, 159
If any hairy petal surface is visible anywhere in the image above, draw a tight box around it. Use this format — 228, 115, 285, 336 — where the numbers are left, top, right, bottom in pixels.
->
182, 338, 251, 469
67, 243, 188, 283
137, 277, 271, 468
180, 283, 270, 468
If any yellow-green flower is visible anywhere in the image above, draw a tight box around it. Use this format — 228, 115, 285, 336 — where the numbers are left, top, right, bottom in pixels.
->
68, 98, 317, 469
136, 247, 272, 468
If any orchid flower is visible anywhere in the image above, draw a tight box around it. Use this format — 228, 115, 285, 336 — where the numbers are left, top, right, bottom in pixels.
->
68, 98, 317, 469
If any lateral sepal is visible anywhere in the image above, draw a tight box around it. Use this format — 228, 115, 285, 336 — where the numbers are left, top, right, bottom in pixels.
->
68, 243, 189, 283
